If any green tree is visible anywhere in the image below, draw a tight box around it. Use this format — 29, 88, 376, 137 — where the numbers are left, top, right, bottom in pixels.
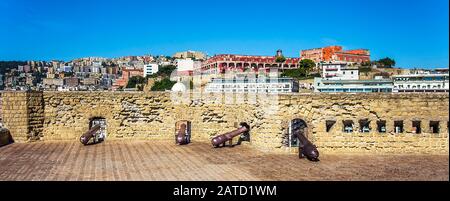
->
281, 69, 302, 78
126, 76, 146, 89
64, 72, 74, 77
361, 61, 371, 66
298, 59, 316, 76
0, 61, 27, 74
151, 78, 176, 91
156, 65, 177, 77
376, 57, 396, 68
32, 71, 46, 83
275, 55, 286, 63
281, 59, 316, 79
358, 66, 372, 73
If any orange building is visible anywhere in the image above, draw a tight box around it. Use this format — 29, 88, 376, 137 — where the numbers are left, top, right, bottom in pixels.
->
322, 46, 343, 61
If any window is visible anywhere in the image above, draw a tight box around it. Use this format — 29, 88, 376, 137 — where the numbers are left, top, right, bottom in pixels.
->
430, 121, 440, 134
412, 121, 421, 134
394, 121, 404, 133
343, 120, 354, 133
359, 119, 371, 133
326, 120, 336, 132
377, 120, 386, 133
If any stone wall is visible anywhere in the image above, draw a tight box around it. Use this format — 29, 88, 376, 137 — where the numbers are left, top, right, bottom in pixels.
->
1, 91, 448, 154
0, 91, 44, 142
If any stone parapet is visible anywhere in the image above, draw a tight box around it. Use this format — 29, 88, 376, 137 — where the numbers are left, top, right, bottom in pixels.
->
0, 91, 448, 154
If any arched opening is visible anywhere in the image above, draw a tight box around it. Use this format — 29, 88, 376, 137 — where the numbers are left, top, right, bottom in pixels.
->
285, 118, 308, 147
175, 120, 192, 145
284, 118, 320, 161
81, 117, 107, 145
89, 117, 108, 139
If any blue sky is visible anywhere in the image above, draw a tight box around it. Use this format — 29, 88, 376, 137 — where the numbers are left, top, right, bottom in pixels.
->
0, 0, 448, 68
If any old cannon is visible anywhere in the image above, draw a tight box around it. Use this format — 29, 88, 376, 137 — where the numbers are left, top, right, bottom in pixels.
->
176, 123, 190, 145
80, 124, 105, 145
293, 126, 319, 162
0, 128, 14, 147
211, 122, 250, 148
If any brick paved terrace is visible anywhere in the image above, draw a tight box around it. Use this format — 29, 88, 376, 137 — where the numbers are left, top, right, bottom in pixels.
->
0, 140, 448, 181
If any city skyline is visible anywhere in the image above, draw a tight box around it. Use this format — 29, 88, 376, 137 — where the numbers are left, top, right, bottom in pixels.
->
0, 0, 449, 68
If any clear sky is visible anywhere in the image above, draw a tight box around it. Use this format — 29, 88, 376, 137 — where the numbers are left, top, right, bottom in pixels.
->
0, 0, 448, 68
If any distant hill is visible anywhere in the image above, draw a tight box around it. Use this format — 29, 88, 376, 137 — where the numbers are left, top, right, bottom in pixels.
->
0, 61, 27, 75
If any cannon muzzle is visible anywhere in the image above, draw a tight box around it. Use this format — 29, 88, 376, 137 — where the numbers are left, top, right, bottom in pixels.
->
176, 123, 189, 145
295, 128, 320, 162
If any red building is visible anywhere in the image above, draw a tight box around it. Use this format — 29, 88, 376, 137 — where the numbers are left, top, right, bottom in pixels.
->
334, 49, 370, 64
113, 68, 143, 88
199, 54, 300, 74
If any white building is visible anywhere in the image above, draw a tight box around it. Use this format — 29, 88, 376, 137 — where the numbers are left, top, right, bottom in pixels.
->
176, 58, 201, 75
143, 64, 159, 77
314, 77, 393, 93
205, 78, 299, 93
321, 62, 359, 80
92, 61, 102, 67
62, 65, 73, 72
392, 73, 449, 93
91, 66, 100, 74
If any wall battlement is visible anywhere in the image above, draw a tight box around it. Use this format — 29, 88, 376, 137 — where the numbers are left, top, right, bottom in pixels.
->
1, 91, 448, 154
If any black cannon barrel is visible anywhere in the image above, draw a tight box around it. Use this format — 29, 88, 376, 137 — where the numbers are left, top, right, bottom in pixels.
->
80, 124, 101, 145
211, 123, 250, 147
294, 128, 319, 161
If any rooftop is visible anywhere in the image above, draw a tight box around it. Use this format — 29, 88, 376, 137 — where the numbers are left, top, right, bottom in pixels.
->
393, 73, 449, 78
320, 79, 393, 84
0, 140, 447, 181
210, 78, 295, 84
